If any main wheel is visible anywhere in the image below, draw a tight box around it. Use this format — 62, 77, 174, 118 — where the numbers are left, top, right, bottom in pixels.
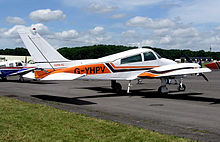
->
113, 83, 122, 93
1, 77, 7, 81
178, 84, 186, 91
19, 77, 25, 82
158, 86, 168, 94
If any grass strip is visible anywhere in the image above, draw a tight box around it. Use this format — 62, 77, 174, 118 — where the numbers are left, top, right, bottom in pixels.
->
0, 97, 193, 142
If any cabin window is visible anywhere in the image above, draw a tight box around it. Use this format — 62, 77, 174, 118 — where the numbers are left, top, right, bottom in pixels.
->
0, 65, 6, 68
16, 62, 22, 67
143, 52, 157, 61
121, 54, 142, 64
9, 63, 13, 67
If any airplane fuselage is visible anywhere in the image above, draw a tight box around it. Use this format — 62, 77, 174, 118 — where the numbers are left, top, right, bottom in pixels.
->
34, 48, 177, 80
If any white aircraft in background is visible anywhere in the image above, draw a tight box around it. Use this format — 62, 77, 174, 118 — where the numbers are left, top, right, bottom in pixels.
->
18, 28, 211, 94
0, 60, 35, 81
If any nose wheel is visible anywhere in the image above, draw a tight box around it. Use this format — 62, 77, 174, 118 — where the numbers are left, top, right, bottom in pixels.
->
178, 84, 186, 91
178, 78, 186, 92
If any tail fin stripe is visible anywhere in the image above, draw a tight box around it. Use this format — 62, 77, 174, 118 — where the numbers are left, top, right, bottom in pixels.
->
35, 61, 70, 63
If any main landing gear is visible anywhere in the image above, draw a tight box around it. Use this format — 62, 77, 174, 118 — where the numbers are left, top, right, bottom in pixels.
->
111, 78, 187, 94
178, 78, 186, 92
1, 77, 7, 81
18, 75, 25, 82
111, 80, 132, 93
111, 80, 122, 93
158, 77, 186, 94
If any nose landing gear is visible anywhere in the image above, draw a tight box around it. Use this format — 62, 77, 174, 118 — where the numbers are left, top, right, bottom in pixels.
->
158, 77, 186, 94
178, 78, 186, 91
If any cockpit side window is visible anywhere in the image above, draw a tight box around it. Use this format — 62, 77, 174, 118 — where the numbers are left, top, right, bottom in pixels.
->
16, 62, 23, 67
121, 54, 142, 64
143, 52, 157, 61
0, 65, 6, 68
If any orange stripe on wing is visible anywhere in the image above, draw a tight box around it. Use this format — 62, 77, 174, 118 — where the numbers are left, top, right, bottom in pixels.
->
138, 72, 160, 78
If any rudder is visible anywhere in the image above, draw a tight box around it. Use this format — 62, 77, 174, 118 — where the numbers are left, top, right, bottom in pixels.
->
18, 28, 70, 69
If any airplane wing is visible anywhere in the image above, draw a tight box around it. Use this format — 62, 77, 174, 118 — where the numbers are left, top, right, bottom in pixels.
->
138, 63, 211, 78
41, 73, 86, 80
9, 68, 36, 76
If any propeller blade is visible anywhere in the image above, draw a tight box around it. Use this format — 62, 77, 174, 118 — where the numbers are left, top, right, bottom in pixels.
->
199, 73, 209, 82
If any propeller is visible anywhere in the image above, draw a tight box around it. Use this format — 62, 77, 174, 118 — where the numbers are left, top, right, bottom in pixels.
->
198, 73, 209, 82
184, 54, 209, 81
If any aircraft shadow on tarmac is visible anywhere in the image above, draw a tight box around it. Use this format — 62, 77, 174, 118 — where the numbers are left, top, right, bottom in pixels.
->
77, 87, 220, 105
32, 95, 97, 105
24, 81, 58, 85
31, 87, 220, 105
5, 80, 59, 85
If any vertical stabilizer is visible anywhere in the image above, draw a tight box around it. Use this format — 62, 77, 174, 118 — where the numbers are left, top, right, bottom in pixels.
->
18, 28, 70, 69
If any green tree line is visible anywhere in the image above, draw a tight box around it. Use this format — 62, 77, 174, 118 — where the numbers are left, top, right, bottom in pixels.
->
0, 47, 30, 56
1, 45, 220, 60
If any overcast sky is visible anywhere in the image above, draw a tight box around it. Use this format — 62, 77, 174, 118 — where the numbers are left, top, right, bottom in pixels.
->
1, 0, 220, 51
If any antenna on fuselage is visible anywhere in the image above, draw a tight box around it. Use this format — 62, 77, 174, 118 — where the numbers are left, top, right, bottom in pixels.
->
137, 43, 142, 49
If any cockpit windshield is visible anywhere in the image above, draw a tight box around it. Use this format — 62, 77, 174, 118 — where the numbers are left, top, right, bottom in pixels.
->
155, 52, 162, 59
143, 52, 157, 61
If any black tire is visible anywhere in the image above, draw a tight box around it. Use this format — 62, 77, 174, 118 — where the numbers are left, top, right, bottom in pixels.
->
158, 86, 162, 94
178, 84, 186, 91
113, 83, 122, 93
111, 80, 116, 89
19, 77, 25, 82
158, 86, 168, 94
1, 77, 7, 81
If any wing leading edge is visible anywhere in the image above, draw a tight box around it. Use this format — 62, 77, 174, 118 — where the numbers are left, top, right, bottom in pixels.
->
138, 63, 211, 78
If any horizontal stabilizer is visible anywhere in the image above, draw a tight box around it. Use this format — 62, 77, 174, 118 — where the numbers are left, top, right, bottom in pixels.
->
9, 68, 35, 76
41, 73, 86, 80
23, 71, 35, 79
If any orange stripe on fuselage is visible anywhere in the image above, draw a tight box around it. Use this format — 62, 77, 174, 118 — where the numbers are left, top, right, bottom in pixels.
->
35, 63, 111, 79
109, 63, 158, 69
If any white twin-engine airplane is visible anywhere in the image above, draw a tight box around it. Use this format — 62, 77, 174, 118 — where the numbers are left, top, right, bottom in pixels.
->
18, 28, 211, 94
